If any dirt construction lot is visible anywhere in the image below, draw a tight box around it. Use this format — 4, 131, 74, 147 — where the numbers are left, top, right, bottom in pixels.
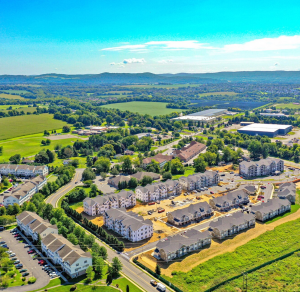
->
138, 207, 300, 277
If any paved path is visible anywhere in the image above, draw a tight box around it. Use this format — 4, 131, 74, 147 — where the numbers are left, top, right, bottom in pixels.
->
46, 168, 84, 207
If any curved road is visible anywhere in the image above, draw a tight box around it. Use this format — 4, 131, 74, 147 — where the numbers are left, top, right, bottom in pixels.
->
46, 168, 84, 207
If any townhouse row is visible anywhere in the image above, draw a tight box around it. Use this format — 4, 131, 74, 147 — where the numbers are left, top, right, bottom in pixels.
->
0, 164, 48, 177
17, 211, 92, 278
179, 171, 220, 191
0, 175, 47, 207
104, 208, 153, 242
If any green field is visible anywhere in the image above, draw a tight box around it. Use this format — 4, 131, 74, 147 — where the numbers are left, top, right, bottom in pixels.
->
216, 253, 300, 292
0, 107, 37, 114
0, 93, 24, 100
101, 101, 181, 116
0, 90, 29, 94
166, 216, 300, 292
275, 103, 300, 109
119, 84, 201, 89
0, 105, 30, 110
0, 133, 84, 162
0, 114, 68, 140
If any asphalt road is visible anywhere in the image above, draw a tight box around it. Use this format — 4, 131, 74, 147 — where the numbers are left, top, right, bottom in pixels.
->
46, 168, 84, 207
0, 231, 50, 292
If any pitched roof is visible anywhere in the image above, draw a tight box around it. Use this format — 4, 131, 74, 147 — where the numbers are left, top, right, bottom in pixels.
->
169, 202, 211, 220
173, 141, 206, 161
142, 154, 173, 165
131, 172, 160, 181
251, 198, 291, 215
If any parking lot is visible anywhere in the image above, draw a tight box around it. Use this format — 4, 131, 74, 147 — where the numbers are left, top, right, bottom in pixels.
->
0, 229, 65, 291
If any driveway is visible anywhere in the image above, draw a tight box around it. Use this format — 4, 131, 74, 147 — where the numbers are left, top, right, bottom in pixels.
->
0, 231, 50, 292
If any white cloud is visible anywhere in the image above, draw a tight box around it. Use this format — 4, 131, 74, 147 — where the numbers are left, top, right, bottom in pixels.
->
102, 44, 146, 51
158, 59, 174, 64
123, 58, 146, 64
223, 35, 300, 52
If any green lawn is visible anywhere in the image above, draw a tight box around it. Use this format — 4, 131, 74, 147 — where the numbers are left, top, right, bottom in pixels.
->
275, 103, 300, 109
172, 167, 195, 180
0, 93, 24, 100
0, 266, 25, 287
266, 203, 300, 224
0, 107, 37, 114
0, 90, 29, 94
101, 102, 181, 116
215, 253, 300, 292
58, 186, 91, 208
0, 114, 68, 140
112, 277, 143, 292
49, 156, 87, 169
0, 133, 84, 162
166, 216, 300, 292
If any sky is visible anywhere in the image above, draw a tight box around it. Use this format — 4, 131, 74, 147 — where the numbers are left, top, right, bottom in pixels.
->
1, 0, 300, 74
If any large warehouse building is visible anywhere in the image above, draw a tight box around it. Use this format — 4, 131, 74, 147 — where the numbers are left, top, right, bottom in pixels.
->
171, 108, 227, 123
238, 123, 292, 137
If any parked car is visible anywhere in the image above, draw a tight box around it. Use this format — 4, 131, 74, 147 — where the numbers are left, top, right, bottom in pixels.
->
14, 260, 20, 264
0, 241, 6, 244
20, 269, 27, 273
11, 257, 17, 261
14, 234, 19, 238
2, 245, 8, 249
147, 211, 152, 215
39, 260, 46, 265
16, 264, 23, 269
210, 191, 214, 194
24, 244, 30, 248
28, 250, 35, 254
22, 272, 29, 277
260, 186, 266, 189
9, 253, 16, 257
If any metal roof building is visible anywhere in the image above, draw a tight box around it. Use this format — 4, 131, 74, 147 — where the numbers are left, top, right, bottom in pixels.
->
237, 123, 292, 137
171, 108, 227, 122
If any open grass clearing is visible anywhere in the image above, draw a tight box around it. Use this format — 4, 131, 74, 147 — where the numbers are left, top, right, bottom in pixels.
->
0, 114, 68, 140
275, 103, 300, 109
172, 167, 195, 180
101, 101, 181, 116
0, 90, 29, 94
0, 93, 24, 100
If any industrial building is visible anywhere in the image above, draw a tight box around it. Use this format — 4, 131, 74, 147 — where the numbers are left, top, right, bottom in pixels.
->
237, 123, 292, 137
171, 108, 227, 123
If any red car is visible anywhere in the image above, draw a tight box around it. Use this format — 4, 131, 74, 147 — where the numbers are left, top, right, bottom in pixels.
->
39, 260, 46, 265
14, 234, 20, 238
28, 250, 35, 254
210, 191, 214, 194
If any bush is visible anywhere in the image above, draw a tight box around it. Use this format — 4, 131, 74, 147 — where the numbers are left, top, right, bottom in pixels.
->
70, 285, 77, 291
22, 277, 26, 282
28, 277, 36, 284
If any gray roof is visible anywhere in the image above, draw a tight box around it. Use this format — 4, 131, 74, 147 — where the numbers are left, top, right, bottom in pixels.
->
240, 158, 282, 168
179, 170, 218, 183
242, 185, 257, 194
156, 229, 211, 254
131, 172, 160, 181
169, 202, 211, 220
83, 190, 134, 206
251, 198, 291, 215
105, 208, 152, 231
210, 211, 255, 231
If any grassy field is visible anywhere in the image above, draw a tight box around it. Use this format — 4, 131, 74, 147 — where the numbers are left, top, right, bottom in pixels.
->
0, 114, 68, 140
166, 216, 300, 292
0, 93, 24, 100
198, 91, 238, 97
0, 133, 83, 162
0, 266, 24, 287
0, 90, 29, 94
275, 103, 300, 109
172, 167, 195, 179
215, 252, 300, 292
119, 84, 201, 89
101, 101, 181, 116
0, 107, 37, 114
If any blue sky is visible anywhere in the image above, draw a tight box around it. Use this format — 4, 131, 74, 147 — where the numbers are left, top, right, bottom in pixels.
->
1, 0, 300, 74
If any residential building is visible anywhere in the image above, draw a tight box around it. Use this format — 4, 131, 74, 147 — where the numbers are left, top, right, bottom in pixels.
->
0, 164, 48, 177
167, 202, 213, 226
42, 233, 92, 278
124, 150, 134, 155
131, 172, 160, 182
142, 153, 173, 168
135, 180, 181, 202
209, 212, 255, 240
154, 229, 211, 262
179, 171, 219, 191
173, 141, 206, 162
108, 176, 131, 188
239, 158, 284, 178
16, 211, 58, 242
251, 198, 291, 221
276, 182, 296, 204
104, 208, 153, 242
83, 190, 136, 216
209, 188, 250, 211
0, 176, 47, 206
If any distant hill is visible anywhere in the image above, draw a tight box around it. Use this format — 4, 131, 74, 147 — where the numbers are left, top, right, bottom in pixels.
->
0, 71, 300, 84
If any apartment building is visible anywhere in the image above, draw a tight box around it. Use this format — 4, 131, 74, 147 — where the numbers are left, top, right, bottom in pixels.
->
135, 179, 181, 202
209, 188, 250, 212
239, 158, 284, 178
276, 182, 296, 204
142, 153, 173, 168
167, 202, 213, 226
83, 190, 136, 216
0, 176, 47, 206
209, 212, 255, 240
16, 211, 58, 242
173, 141, 206, 162
42, 233, 92, 278
179, 171, 220, 191
251, 198, 291, 221
104, 208, 153, 242
0, 164, 48, 177
154, 229, 211, 262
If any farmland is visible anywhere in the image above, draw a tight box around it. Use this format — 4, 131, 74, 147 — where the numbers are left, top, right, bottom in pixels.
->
275, 103, 300, 109
165, 214, 300, 292
0, 114, 68, 140
0, 93, 24, 99
101, 101, 181, 116
0, 133, 84, 162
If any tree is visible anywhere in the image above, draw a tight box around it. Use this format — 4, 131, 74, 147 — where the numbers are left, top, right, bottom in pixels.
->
46, 149, 55, 163
82, 168, 96, 181
162, 172, 172, 180
9, 154, 21, 164
100, 172, 107, 180
141, 175, 153, 186
128, 177, 138, 188
126, 285, 130, 292
2, 178, 9, 187
112, 257, 122, 277
248, 140, 263, 159
95, 157, 111, 173
94, 257, 105, 278
110, 167, 119, 176
106, 115, 113, 125
170, 158, 184, 175
62, 125, 71, 133
86, 156, 93, 167
67, 233, 79, 245
86, 266, 95, 282
59, 226, 68, 238
155, 264, 161, 275
71, 159, 80, 168
122, 156, 133, 174
44, 130, 50, 136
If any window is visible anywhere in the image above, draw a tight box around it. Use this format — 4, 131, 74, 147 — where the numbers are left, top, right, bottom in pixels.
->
76, 263, 79, 266
84, 260, 87, 263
